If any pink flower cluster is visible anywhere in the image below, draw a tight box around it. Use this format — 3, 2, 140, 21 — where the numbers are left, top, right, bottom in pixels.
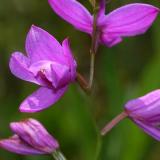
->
0, 0, 160, 158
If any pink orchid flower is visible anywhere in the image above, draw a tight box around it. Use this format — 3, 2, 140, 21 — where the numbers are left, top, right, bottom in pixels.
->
48, 0, 159, 47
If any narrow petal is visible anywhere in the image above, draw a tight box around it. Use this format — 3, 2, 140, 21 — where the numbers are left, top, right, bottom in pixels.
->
100, 3, 159, 47
97, 0, 106, 23
0, 135, 44, 155
62, 38, 77, 81
19, 86, 68, 113
48, 0, 93, 34
133, 119, 160, 141
25, 25, 65, 64
10, 119, 59, 153
9, 52, 38, 84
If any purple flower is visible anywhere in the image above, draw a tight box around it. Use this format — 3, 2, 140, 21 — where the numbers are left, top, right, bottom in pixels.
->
125, 89, 160, 141
9, 25, 77, 113
48, 0, 159, 47
0, 118, 59, 155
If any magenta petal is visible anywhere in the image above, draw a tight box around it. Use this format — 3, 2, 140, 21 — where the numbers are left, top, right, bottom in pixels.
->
19, 86, 68, 113
48, 0, 93, 34
9, 52, 38, 84
97, 0, 106, 23
125, 89, 160, 119
29, 60, 54, 82
62, 38, 77, 81
0, 135, 45, 155
29, 60, 70, 88
100, 34, 122, 47
10, 119, 59, 153
51, 63, 70, 88
133, 120, 160, 141
125, 89, 160, 141
100, 3, 159, 46
25, 25, 65, 64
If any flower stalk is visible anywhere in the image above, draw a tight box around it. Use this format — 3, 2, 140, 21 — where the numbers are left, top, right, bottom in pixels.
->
76, 1, 100, 93
76, 72, 90, 94
89, 0, 96, 7
52, 150, 67, 160
88, 0, 99, 89
101, 111, 128, 136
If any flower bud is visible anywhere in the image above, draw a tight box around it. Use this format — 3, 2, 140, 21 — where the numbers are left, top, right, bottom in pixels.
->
125, 89, 160, 141
0, 118, 59, 155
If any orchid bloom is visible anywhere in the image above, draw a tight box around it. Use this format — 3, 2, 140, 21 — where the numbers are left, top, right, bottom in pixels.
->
9, 25, 77, 113
48, 0, 159, 47
125, 89, 160, 141
0, 118, 59, 155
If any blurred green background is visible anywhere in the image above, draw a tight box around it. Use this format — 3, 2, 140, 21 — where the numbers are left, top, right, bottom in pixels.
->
0, 0, 160, 159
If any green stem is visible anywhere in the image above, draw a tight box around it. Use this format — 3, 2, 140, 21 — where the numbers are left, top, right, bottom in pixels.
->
89, 2, 99, 89
76, 1, 99, 93
95, 131, 102, 160
89, 0, 96, 7
52, 150, 67, 160
88, 52, 96, 89
76, 72, 90, 94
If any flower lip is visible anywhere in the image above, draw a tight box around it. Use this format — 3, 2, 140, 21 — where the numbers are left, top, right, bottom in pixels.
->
28, 59, 73, 90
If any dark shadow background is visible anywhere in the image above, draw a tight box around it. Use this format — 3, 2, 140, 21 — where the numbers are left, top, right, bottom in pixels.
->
0, 0, 160, 160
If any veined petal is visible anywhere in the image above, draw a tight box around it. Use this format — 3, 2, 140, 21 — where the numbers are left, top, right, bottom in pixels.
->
9, 52, 38, 84
10, 119, 59, 153
100, 3, 159, 46
25, 25, 65, 64
48, 0, 93, 34
62, 38, 77, 81
125, 89, 160, 119
19, 86, 68, 113
133, 119, 160, 141
125, 89, 160, 141
0, 135, 45, 155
